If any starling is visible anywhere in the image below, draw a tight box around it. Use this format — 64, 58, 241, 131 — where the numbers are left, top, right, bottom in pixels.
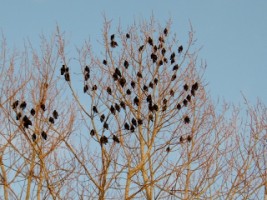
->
131, 81, 136, 88
65, 67, 69, 72
137, 71, 142, 78
183, 84, 189, 91
148, 37, 153, 46
131, 118, 137, 127
166, 146, 170, 152
41, 131, 47, 140
137, 119, 143, 125
100, 135, 108, 145
143, 85, 148, 92
191, 89, 196, 97
124, 122, 130, 130
158, 44, 163, 50
113, 135, 120, 143
163, 57, 168, 63
120, 101, 126, 110
16, 112, 22, 120
107, 87, 112, 95
153, 45, 158, 52
187, 135, 192, 142
171, 59, 175, 64
41, 104, 46, 111
84, 85, 89, 93
119, 77, 126, 87
184, 116, 190, 124
103, 60, 107, 65
30, 108, 35, 116
112, 73, 119, 81
154, 78, 158, 85
103, 122, 109, 130
177, 104, 181, 110
161, 48, 166, 56
148, 103, 153, 112
110, 105, 116, 115
186, 95, 191, 102
84, 73, 90, 81
170, 89, 174, 96
126, 33, 130, 39
170, 52, 175, 60
159, 36, 164, 43
183, 99, 188, 107
110, 41, 118, 48
180, 136, 184, 143
84, 66, 90, 73
158, 60, 163, 66
23, 115, 32, 127
192, 82, 199, 91
126, 89, 131, 95
162, 105, 167, 112
12, 100, 19, 109
173, 64, 179, 71
124, 60, 129, 69
130, 125, 135, 132
146, 94, 152, 103
49, 117, 55, 124
163, 98, 167, 104
60, 65, 66, 75
149, 82, 153, 88
93, 106, 98, 113
178, 45, 183, 53
115, 103, 120, 112
110, 34, 115, 41
20, 101, 27, 110
115, 68, 122, 77
138, 45, 144, 52
148, 114, 153, 121
90, 129, 95, 136
134, 96, 139, 106
150, 53, 157, 63
92, 85, 97, 91
32, 133, 37, 142
100, 114, 105, 123
164, 28, 168, 36
64, 73, 70, 82
153, 104, 159, 111
171, 74, 176, 81
52, 110, 58, 119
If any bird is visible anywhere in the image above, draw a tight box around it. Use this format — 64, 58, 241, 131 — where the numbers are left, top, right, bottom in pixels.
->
148, 37, 153, 46
112, 73, 119, 81
100, 114, 105, 122
130, 125, 135, 132
158, 60, 163, 66
178, 45, 183, 53
171, 74, 176, 81
146, 94, 152, 103
113, 135, 120, 143
171, 59, 175, 64
148, 114, 153, 122
162, 105, 167, 112
23, 115, 32, 128
143, 85, 148, 92
187, 135, 192, 142
110, 34, 115, 41
153, 45, 158, 52
173, 64, 179, 71
120, 101, 126, 110
150, 53, 157, 63
132, 118, 137, 127
183, 99, 188, 107
32, 133, 37, 142
170, 52, 175, 60
158, 43, 163, 49
30, 108, 35, 116
138, 45, 144, 52
93, 106, 98, 113
115, 103, 120, 112
107, 87, 112, 95
84, 66, 90, 73
192, 82, 199, 91
161, 48, 166, 56
115, 68, 122, 77
134, 96, 139, 106
16, 112, 22, 120
103, 60, 107, 65
41, 131, 47, 140
180, 136, 184, 143
163, 57, 168, 63
110, 105, 116, 115
124, 122, 130, 130
20, 101, 27, 110
84, 73, 90, 81
158, 36, 164, 43
137, 72, 142, 78
164, 28, 168, 36
154, 78, 158, 85
100, 135, 108, 145
124, 60, 129, 69
110, 41, 118, 48
137, 119, 143, 125
84, 85, 89, 93
90, 129, 95, 136
60, 65, 66, 75
149, 82, 154, 88
131, 81, 136, 88
126, 33, 130, 39
92, 85, 97, 91
177, 104, 181, 110
191, 89, 196, 97
41, 104, 46, 111
170, 89, 175, 96
186, 95, 191, 102
52, 110, 58, 119
103, 122, 109, 130
12, 100, 19, 109
126, 89, 131, 95
166, 146, 170, 152
49, 117, 55, 124
184, 116, 190, 124
64, 73, 70, 82
153, 104, 159, 111
183, 84, 189, 91
119, 77, 126, 87
163, 98, 167, 104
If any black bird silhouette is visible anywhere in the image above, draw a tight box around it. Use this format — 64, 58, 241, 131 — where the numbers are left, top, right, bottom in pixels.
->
149, 114, 153, 121
191, 89, 196, 97
53, 110, 58, 119
183, 99, 188, 107
110, 34, 115, 41
158, 60, 163, 66
150, 53, 157, 63
131, 81, 136, 88
158, 36, 164, 43
113, 135, 120, 143
110, 105, 116, 115
64, 73, 70, 82
16, 112, 22, 120
184, 116, 190, 124
162, 105, 167, 112
119, 77, 126, 87
153, 104, 159, 112
137, 119, 143, 125
149, 82, 154, 88
20, 101, 27, 110
126, 33, 130, 39
100, 135, 108, 145
12, 100, 19, 109
192, 82, 199, 91
186, 95, 191, 102
41, 131, 47, 140
173, 64, 179, 71
110, 41, 118, 48
170, 52, 175, 60
65, 67, 69, 72
171, 74, 176, 81
103, 60, 107, 65
137, 72, 142, 78
138, 45, 144, 52
60, 65, 66, 75
120, 101, 126, 110
126, 89, 131, 95
90, 129, 95, 136
115, 68, 122, 77
163, 98, 167, 104
107, 87, 112, 95
84, 66, 90, 73
177, 104, 181, 110
161, 48, 166, 56
132, 118, 137, 126
146, 94, 152, 103
166, 146, 170, 152
93, 106, 98, 113
100, 114, 105, 122
124, 60, 129, 69
41, 104, 46, 111
130, 125, 135, 132
23, 115, 32, 128
49, 117, 55, 124
148, 103, 153, 112
164, 28, 168, 36
180, 136, 184, 143
32, 133, 37, 142
164, 57, 168, 63
115, 103, 120, 112
92, 85, 97, 91
84, 85, 89, 93
183, 84, 189, 91
112, 73, 119, 81
124, 122, 130, 130
171, 59, 175, 64
170, 89, 174, 96
148, 37, 153, 46
154, 78, 158, 85
153, 45, 158, 52
178, 45, 183, 53
84, 73, 90, 81
30, 108, 35, 116
134, 96, 139, 106
143, 85, 148, 92
187, 135, 192, 142
103, 122, 109, 130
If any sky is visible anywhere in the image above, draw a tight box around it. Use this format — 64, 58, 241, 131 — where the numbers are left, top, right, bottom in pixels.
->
0, 0, 267, 106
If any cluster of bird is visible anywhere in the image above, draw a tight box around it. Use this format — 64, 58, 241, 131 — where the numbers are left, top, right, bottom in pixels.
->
61, 27, 199, 147
12, 100, 59, 141
60, 64, 70, 81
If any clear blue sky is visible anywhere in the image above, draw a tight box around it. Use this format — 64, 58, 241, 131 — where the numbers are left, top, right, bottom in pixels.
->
1, 0, 266, 105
